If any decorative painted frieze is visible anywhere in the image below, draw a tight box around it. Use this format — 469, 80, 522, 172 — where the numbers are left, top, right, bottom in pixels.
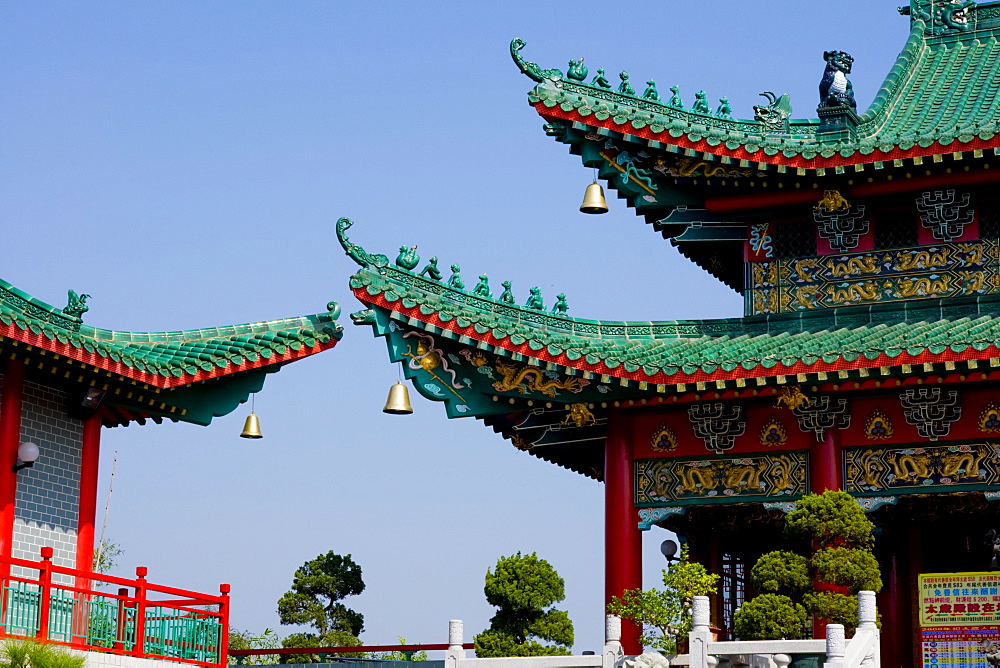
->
636, 452, 807, 505
916, 190, 974, 242
687, 403, 745, 453
855, 496, 899, 512
844, 442, 1000, 494
748, 223, 774, 261
899, 387, 961, 441
792, 395, 850, 441
637, 507, 685, 530
746, 240, 995, 315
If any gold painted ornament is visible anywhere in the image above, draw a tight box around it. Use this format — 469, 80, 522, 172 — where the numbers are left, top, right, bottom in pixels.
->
775, 385, 812, 410
759, 417, 788, 447
651, 425, 678, 453
865, 409, 894, 440
979, 402, 1000, 433
562, 403, 597, 427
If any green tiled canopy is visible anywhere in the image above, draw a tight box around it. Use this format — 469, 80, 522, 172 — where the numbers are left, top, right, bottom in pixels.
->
519, 1, 1000, 166
0, 277, 342, 426
348, 234, 1000, 388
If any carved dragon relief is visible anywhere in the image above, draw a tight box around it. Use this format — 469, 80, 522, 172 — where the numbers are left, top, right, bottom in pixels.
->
753, 239, 998, 314
638, 453, 806, 503
845, 442, 1000, 494
492, 360, 588, 397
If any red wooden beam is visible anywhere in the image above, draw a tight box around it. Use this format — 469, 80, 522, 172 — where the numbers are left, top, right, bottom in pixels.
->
704, 167, 1000, 213
229, 643, 475, 656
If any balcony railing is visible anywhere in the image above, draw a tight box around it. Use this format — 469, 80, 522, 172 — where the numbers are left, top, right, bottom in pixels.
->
0, 547, 229, 667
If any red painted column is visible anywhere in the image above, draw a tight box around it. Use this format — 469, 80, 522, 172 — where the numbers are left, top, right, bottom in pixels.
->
605, 410, 642, 655
0, 360, 25, 563
76, 414, 101, 574
809, 429, 841, 493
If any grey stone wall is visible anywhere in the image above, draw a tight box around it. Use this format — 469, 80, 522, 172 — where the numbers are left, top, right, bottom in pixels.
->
13, 381, 82, 571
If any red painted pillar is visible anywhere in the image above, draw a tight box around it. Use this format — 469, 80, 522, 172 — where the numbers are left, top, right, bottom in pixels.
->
0, 360, 25, 563
809, 429, 840, 493
76, 414, 101, 574
605, 410, 642, 655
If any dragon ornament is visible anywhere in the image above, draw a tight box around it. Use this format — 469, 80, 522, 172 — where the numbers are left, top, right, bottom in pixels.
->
337, 218, 390, 270
510, 39, 562, 83
492, 360, 589, 397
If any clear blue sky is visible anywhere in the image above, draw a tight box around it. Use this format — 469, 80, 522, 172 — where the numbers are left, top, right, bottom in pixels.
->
1, 0, 908, 654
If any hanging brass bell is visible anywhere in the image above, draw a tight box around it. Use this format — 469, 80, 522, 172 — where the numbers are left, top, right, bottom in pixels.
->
383, 381, 413, 414
579, 181, 609, 214
240, 412, 263, 439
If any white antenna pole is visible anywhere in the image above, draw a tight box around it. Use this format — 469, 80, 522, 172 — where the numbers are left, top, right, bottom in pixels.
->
95, 451, 117, 566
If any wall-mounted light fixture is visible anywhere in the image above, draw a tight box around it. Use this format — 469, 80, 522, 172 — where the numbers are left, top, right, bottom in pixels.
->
14, 442, 39, 472
80, 388, 106, 409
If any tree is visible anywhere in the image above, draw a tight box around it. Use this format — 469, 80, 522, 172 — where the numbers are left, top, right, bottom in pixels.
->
733, 491, 882, 640
368, 637, 427, 662
277, 552, 366, 661
228, 628, 281, 665
606, 545, 719, 652
473, 552, 574, 657
92, 540, 123, 575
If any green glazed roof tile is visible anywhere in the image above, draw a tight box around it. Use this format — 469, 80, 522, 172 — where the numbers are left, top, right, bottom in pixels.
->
0, 277, 343, 386
351, 257, 1000, 383
517, 6, 1000, 165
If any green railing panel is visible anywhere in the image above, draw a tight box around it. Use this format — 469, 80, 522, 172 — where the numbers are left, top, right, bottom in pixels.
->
1, 585, 220, 664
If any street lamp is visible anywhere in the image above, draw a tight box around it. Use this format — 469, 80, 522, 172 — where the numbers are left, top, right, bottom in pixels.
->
14, 442, 39, 472
660, 539, 679, 565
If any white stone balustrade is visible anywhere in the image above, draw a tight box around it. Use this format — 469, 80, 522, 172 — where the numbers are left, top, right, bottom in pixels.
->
443, 591, 878, 668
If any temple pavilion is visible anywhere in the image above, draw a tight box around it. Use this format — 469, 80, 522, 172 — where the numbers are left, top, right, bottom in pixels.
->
345, 1, 1000, 665
0, 278, 341, 581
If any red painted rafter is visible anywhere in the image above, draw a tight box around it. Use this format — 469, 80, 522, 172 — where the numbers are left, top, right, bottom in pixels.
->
0, 320, 338, 389
537, 103, 1000, 171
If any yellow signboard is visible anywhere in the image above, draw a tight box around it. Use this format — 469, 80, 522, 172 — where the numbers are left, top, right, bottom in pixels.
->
920, 573, 1000, 627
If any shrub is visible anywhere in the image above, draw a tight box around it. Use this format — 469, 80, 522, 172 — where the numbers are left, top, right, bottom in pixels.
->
811, 548, 882, 594
733, 594, 808, 640
750, 551, 810, 593
802, 591, 861, 633
785, 491, 874, 549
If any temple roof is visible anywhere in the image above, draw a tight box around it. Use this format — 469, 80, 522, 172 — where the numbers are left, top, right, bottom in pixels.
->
344, 219, 1000, 476
0, 277, 342, 426
517, 1, 1000, 172
351, 249, 1000, 390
